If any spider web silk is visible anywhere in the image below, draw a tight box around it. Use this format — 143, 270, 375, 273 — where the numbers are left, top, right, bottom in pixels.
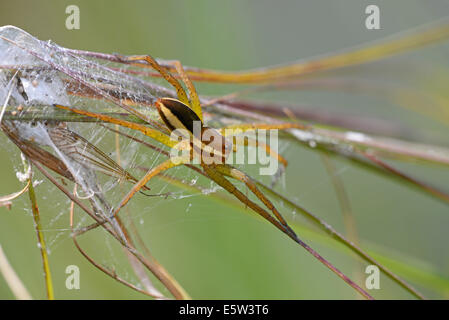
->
0, 25, 201, 255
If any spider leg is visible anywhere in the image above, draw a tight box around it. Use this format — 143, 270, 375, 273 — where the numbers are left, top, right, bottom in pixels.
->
220, 122, 307, 133
203, 164, 375, 299
112, 158, 186, 218
119, 55, 190, 106
53, 104, 176, 148
212, 164, 295, 235
225, 133, 288, 168
218, 122, 312, 171
228, 133, 287, 187
164, 60, 203, 122
202, 164, 297, 241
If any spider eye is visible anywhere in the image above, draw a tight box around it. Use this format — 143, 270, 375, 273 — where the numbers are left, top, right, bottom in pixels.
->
156, 98, 202, 134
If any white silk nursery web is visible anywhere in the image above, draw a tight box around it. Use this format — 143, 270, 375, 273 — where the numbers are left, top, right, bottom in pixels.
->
0, 25, 227, 299
0, 25, 208, 251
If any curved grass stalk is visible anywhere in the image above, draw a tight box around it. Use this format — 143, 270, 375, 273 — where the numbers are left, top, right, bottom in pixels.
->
171, 18, 449, 83
70, 18, 449, 83
0, 180, 30, 209
0, 245, 32, 299
27, 169, 54, 300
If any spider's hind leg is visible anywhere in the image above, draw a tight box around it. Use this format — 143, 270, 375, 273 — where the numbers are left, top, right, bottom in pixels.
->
208, 164, 297, 240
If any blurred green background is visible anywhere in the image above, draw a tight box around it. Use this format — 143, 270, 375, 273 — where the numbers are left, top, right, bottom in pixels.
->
1, 0, 449, 299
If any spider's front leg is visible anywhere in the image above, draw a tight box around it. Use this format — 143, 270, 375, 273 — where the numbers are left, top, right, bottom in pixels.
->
116, 54, 190, 106
117, 54, 203, 120
162, 59, 203, 121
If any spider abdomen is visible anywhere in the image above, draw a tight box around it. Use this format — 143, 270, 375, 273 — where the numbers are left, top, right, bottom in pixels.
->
156, 97, 202, 135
